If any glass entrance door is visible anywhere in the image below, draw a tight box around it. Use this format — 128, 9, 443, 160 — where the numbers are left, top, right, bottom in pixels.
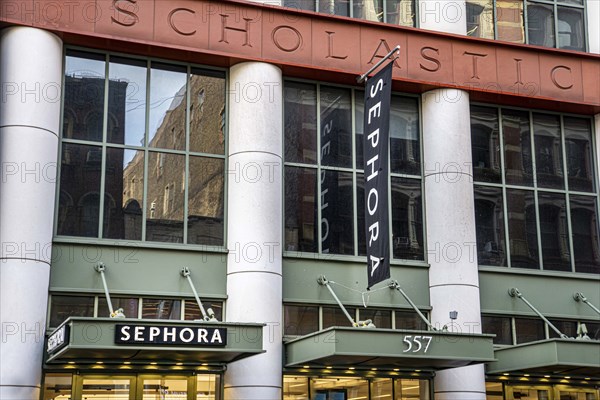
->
506, 385, 552, 400
139, 376, 190, 400
78, 377, 135, 400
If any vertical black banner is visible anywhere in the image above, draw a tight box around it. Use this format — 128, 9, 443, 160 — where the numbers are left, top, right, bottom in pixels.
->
363, 62, 393, 289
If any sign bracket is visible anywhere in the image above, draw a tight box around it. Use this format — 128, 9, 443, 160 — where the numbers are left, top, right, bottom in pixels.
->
357, 45, 400, 84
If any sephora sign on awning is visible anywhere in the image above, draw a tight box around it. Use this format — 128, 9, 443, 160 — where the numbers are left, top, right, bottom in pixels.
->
115, 324, 227, 346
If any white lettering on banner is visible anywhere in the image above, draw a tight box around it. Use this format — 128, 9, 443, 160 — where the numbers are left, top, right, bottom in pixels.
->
115, 325, 228, 346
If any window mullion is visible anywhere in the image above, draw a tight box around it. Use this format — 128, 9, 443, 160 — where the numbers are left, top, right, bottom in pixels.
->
560, 115, 576, 272
523, 0, 530, 44
141, 60, 151, 242
97, 54, 110, 239
351, 89, 359, 256
316, 84, 323, 254
498, 107, 512, 268
529, 111, 544, 270
184, 66, 191, 245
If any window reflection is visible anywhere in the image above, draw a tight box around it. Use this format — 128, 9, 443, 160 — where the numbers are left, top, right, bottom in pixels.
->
570, 195, 600, 274
527, 2, 555, 47
49, 295, 95, 327
354, 0, 383, 21
323, 306, 357, 328
57, 143, 102, 237
108, 57, 147, 146
467, 0, 495, 39
145, 152, 185, 243
474, 186, 506, 266
320, 86, 352, 169
386, 0, 415, 26
284, 305, 320, 336
506, 189, 539, 269
502, 109, 532, 186
358, 308, 392, 328
63, 52, 106, 142
557, 6, 585, 51
98, 297, 139, 318
496, 0, 525, 43
189, 70, 226, 155
482, 315, 513, 345
538, 192, 570, 271
142, 299, 182, 320
471, 106, 501, 183
390, 97, 420, 175
515, 317, 545, 343
184, 300, 223, 321
395, 310, 428, 331
285, 167, 317, 253
534, 114, 564, 189
148, 64, 187, 151
391, 177, 424, 260
318, 0, 349, 16
188, 157, 225, 246
564, 117, 594, 192
321, 170, 354, 255
104, 148, 144, 240
285, 82, 317, 164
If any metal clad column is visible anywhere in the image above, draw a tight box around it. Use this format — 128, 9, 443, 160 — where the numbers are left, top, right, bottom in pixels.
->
224, 61, 283, 400
420, 2, 486, 399
0, 27, 63, 400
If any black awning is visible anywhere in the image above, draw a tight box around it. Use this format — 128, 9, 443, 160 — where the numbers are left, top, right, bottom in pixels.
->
45, 317, 264, 365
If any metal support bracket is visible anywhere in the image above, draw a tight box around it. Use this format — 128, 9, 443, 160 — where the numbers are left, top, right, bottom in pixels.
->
181, 267, 217, 322
357, 45, 401, 84
317, 276, 375, 328
574, 292, 600, 316
94, 262, 124, 318
509, 288, 569, 339
389, 280, 435, 331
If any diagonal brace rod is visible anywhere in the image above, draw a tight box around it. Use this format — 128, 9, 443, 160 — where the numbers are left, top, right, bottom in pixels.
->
574, 292, 600, 316
389, 280, 435, 330
318, 276, 357, 327
509, 288, 569, 339
181, 267, 216, 321
94, 262, 114, 315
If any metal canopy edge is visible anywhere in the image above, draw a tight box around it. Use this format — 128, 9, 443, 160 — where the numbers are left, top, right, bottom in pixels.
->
284, 327, 495, 369
486, 339, 600, 378
45, 317, 265, 365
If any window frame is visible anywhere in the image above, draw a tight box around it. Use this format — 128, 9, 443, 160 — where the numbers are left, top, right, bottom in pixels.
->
282, 78, 427, 266
466, 0, 588, 51
471, 103, 599, 274
53, 47, 229, 251
282, 0, 419, 27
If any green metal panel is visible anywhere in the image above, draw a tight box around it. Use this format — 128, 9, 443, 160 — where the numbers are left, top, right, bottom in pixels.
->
50, 244, 227, 298
46, 317, 263, 364
282, 258, 430, 308
285, 327, 495, 369
487, 339, 600, 378
479, 269, 600, 319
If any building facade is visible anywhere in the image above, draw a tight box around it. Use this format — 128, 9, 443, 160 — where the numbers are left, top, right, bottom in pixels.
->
0, 0, 599, 399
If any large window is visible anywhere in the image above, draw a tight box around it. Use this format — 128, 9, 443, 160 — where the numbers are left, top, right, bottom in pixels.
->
471, 106, 599, 274
283, 303, 428, 336
57, 51, 226, 246
283, 0, 417, 26
466, 0, 586, 51
284, 82, 424, 261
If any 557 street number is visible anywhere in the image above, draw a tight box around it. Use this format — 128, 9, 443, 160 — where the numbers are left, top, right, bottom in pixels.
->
402, 335, 433, 353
